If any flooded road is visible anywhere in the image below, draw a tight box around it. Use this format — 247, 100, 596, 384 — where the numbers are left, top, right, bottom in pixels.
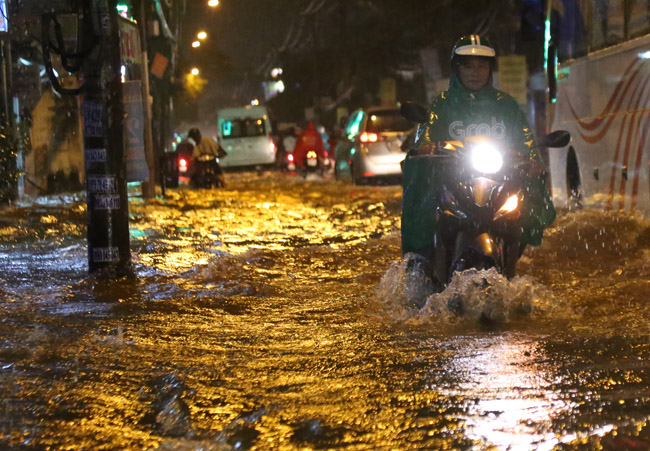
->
1, 172, 650, 450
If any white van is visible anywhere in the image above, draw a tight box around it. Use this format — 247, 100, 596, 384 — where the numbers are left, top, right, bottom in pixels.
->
216, 105, 276, 168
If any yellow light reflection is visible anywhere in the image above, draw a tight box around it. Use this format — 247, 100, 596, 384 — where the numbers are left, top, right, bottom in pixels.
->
445, 338, 574, 450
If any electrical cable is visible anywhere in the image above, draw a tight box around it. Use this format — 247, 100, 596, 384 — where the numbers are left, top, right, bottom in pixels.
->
0, 0, 99, 96
41, 16, 84, 95
40, 0, 100, 96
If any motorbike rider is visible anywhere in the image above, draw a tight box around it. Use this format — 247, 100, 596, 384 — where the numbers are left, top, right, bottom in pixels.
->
293, 122, 325, 171
402, 35, 556, 269
188, 128, 226, 187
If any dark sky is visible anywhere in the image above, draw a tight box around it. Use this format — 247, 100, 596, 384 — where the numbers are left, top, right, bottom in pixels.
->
184, 0, 298, 75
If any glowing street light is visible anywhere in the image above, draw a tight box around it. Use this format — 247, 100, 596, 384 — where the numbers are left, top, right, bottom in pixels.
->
208, 0, 219, 6
191, 68, 200, 76
197, 31, 207, 40
192, 40, 201, 48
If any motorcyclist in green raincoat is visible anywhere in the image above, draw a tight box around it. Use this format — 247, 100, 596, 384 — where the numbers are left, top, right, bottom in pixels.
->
402, 35, 556, 268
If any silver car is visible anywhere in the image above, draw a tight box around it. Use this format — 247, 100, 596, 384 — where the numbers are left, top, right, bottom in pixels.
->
334, 107, 414, 184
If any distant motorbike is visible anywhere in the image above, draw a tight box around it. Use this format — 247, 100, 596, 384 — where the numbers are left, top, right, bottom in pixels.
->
281, 151, 296, 172
301, 150, 324, 176
162, 142, 193, 188
191, 155, 224, 188
400, 102, 570, 284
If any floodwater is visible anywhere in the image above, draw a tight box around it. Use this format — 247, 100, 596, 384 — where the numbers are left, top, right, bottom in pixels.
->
1, 172, 649, 450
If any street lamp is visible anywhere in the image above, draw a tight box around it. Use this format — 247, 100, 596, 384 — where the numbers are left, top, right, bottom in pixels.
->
197, 31, 207, 40
192, 41, 201, 48
208, 0, 219, 6
191, 68, 200, 76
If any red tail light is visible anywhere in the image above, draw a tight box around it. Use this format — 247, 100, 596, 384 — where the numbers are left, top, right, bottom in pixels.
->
287, 153, 294, 162
179, 158, 188, 168
360, 132, 378, 143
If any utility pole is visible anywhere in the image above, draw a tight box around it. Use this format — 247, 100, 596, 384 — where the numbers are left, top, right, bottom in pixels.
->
138, 0, 156, 199
83, 0, 130, 274
0, 0, 12, 127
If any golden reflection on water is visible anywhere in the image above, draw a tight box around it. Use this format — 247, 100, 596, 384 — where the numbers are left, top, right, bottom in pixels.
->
128, 175, 402, 276
445, 336, 572, 450
2, 174, 650, 449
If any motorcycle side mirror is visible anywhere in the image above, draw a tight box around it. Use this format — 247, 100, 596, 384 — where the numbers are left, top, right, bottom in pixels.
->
539, 130, 571, 148
400, 102, 429, 124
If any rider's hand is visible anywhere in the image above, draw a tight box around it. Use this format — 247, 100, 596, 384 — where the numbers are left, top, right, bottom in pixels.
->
415, 142, 436, 155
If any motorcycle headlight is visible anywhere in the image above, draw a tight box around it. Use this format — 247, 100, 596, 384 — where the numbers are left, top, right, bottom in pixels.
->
493, 194, 519, 220
471, 142, 503, 174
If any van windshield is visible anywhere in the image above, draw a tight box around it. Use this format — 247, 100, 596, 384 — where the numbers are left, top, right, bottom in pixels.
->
221, 118, 267, 139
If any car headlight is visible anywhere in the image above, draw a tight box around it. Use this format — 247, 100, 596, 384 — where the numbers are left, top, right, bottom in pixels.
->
471, 142, 503, 173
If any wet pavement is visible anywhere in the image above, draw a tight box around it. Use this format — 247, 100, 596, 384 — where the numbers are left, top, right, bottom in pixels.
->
1, 172, 650, 450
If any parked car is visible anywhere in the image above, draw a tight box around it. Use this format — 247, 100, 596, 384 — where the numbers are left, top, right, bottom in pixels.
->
334, 106, 414, 184
216, 105, 276, 168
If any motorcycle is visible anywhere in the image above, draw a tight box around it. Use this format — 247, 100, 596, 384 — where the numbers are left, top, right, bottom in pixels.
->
301, 149, 324, 177
400, 102, 570, 286
191, 155, 225, 188
161, 142, 193, 189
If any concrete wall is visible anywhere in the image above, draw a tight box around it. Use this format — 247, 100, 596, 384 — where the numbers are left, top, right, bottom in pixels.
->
24, 88, 84, 196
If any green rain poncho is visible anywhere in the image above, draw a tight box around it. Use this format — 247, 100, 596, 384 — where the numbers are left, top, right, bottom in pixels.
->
401, 75, 556, 255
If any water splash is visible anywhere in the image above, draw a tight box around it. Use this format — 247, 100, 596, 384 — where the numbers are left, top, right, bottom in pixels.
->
376, 254, 557, 326
420, 268, 547, 325
376, 253, 438, 321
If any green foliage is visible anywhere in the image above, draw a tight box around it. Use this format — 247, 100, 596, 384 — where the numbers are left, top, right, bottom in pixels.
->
0, 123, 22, 203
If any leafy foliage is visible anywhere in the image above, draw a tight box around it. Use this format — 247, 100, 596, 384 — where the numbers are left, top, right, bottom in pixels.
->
0, 124, 22, 203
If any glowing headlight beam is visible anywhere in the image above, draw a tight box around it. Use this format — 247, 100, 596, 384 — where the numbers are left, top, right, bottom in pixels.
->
471, 143, 503, 173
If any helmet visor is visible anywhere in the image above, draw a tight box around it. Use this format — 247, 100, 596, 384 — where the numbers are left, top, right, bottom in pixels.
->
454, 44, 496, 57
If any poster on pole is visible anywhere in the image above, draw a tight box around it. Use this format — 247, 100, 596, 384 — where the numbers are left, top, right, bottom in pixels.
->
119, 17, 143, 65
123, 81, 149, 181
150, 52, 169, 79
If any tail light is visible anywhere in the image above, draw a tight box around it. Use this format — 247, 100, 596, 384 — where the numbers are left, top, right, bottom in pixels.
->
287, 153, 294, 162
269, 135, 276, 154
307, 150, 318, 159
178, 158, 188, 168
360, 132, 378, 143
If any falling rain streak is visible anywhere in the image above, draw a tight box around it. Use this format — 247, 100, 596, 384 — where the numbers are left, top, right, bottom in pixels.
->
0, 173, 649, 450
